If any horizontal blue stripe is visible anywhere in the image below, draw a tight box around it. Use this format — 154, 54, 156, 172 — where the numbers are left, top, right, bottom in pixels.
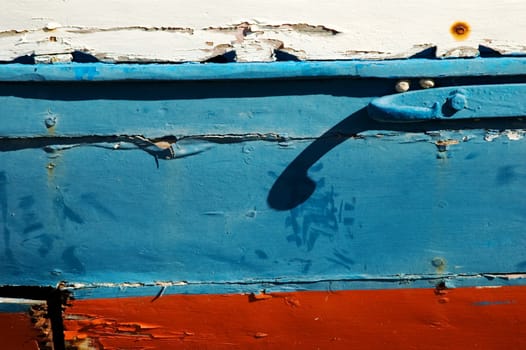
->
1, 59, 526, 297
0, 57, 526, 82
2, 132, 526, 293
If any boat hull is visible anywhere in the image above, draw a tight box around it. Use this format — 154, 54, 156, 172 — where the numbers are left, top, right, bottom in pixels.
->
1, 59, 526, 348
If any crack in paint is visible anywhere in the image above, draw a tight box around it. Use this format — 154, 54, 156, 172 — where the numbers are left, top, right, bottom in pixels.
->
1, 128, 523, 169
0, 133, 302, 152
62, 272, 526, 293
66, 25, 194, 34
204, 22, 340, 35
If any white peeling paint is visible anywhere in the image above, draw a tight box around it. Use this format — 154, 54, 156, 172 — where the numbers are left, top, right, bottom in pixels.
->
484, 131, 501, 142
0, 297, 46, 305
504, 130, 524, 141
65, 281, 188, 291
484, 274, 526, 280
485, 129, 526, 142
1, 0, 526, 62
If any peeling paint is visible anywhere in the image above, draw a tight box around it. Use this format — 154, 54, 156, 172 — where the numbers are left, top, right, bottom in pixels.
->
30, 304, 54, 350
61, 286, 526, 349
67, 26, 194, 34
60, 272, 526, 297
484, 129, 526, 142
485, 274, 526, 281
2, 0, 526, 63
1, 49, 526, 349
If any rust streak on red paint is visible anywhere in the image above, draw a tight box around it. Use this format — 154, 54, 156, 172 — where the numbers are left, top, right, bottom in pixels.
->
0, 312, 40, 350
64, 286, 526, 349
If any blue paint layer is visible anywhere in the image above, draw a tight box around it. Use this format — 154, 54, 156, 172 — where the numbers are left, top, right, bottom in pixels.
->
1, 59, 526, 297
0, 78, 381, 137
0, 57, 526, 82
1, 133, 526, 290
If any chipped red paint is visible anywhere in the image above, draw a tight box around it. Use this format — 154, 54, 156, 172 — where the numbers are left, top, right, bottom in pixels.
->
63, 286, 526, 349
0, 313, 40, 350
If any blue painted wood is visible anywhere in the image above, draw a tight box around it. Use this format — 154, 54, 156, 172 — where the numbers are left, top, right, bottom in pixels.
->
1, 58, 526, 82
1, 59, 526, 297
0, 78, 377, 137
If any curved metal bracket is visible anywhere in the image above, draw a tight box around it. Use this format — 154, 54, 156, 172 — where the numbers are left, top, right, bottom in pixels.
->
368, 83, 526, 122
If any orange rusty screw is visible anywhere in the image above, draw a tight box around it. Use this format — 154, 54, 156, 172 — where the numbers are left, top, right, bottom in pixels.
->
450, 21, 471, 40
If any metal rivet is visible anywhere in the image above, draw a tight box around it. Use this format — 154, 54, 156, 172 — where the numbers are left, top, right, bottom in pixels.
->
419, 78, 435, 89
450, 21, 471, 41
395, 80, 410, 93
432, 257, 446, 268
45, 117, 56, 128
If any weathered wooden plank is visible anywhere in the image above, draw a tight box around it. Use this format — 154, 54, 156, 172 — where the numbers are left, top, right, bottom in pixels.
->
2, 3, 526, 347
2, 128, 526, 292
63, 286, 526, 349
1, 0, 526, 62
1, 60, 526, 297
3, 59, 526, 82
2, 59, 526, 139
1, 58, 526, 350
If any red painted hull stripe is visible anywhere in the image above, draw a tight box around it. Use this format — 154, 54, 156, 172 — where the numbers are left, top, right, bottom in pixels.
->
63, 286, 526, 349
0, 313, 39, 350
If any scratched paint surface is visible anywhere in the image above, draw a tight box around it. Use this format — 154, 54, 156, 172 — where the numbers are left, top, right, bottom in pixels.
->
1, 59, 526, 297
2, 131, 526, 292
62, 286, 526, 349
2, 0, 526, 62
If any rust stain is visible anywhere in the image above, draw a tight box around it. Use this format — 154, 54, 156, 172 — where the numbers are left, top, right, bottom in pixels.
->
435, 139, 459, 153
450, 21, 471, 41
46, 162, 56, 177
435, 139, 459, 147
431, 257, 447, 274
